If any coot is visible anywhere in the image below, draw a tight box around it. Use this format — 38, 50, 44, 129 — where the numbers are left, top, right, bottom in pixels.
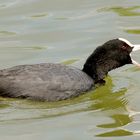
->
0, 38, 140, 101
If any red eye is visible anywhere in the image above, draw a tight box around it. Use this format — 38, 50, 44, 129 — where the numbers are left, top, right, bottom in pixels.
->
121, 42, 131, 51
121, 45, 127, 50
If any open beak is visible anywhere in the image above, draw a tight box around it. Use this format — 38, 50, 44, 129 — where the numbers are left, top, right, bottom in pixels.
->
131, 44, 140, 67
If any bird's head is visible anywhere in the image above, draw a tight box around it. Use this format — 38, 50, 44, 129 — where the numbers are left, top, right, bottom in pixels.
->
83, 38, 140, 84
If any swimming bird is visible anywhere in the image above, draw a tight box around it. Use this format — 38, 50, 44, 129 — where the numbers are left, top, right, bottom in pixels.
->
0, 38, 140, 101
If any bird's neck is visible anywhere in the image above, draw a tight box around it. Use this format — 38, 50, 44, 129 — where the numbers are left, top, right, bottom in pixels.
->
82, 61, 106, 84
82, 58, 118, 84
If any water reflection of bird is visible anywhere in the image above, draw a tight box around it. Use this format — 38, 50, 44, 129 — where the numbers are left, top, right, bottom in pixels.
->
0, 38, 140, 101
89, 76, 139, 137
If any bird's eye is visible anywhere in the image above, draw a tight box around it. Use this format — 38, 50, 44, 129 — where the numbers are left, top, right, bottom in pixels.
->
121, 45, 127, 50
121, 42, 131, 51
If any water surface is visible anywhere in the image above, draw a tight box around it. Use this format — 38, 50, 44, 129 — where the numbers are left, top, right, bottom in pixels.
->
0, 0, 140, 140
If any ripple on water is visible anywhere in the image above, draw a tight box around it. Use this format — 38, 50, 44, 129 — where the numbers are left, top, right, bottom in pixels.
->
96, 129, 134, 137
124, 29, 140, 34
99, 6, 140, 16
97, 114, 133, 128
0, 1, 18, 9
0, 31, 16, 36
29, 13, 50, 19
61, 58, 79, 65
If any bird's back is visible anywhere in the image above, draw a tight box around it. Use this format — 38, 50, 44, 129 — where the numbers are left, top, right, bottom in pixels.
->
0, 63, 94, 101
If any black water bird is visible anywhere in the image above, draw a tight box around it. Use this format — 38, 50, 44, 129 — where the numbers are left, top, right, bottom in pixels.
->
0, 38, 140, 101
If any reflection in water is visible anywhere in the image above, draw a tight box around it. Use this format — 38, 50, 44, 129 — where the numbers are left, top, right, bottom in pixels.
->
0, 103, 10, 109
30, 13, 48, 18
89, 76, 128, 111
100, 6, 140, 16
124, 29, 140, 35
96, 129, 133, 137
61, 58, 79, 65
0, 31, 16, 36
88, 76, 139, 137
97, 114, 132, 128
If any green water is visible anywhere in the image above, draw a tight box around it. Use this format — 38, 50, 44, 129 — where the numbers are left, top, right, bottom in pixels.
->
0, 0, 140, 139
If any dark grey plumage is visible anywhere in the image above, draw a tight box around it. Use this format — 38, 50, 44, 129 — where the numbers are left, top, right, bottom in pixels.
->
0, 63, 93, 101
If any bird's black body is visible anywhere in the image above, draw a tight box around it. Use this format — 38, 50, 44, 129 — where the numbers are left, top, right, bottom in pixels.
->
0, 39, 136, 101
